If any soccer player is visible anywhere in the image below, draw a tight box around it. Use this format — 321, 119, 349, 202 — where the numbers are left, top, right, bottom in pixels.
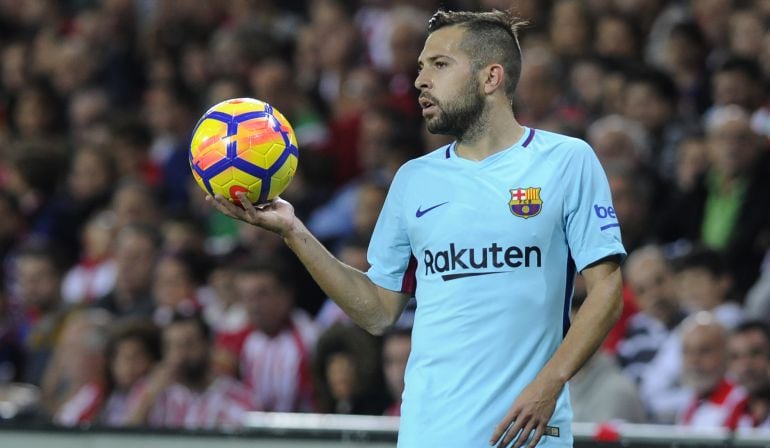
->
210, 9, 625, 447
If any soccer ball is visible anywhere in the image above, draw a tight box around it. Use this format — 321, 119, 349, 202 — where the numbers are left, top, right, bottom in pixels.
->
189, 98, 298, 205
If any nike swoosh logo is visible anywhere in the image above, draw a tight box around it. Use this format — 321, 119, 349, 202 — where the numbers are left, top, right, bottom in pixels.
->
416, 201, 448, 218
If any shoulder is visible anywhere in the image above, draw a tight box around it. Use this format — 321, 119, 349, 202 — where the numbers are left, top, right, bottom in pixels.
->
527, 129, 594, 162
387, 146, 449, 190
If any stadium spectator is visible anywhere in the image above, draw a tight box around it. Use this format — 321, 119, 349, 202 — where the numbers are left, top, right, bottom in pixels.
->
15, 242, 69, 388
677, 313, 745, 428
673, 133, 710, 193
97, 319, 161, 426
61, 211, 117, 305
151, 251, 206, 326
659, 106, 770, 295
50, 309, 113, 425
726, 321, 770, 428
618, 246, 687, 384
124, 312, 255, 428
110, 180, 161, 232
641, 246, 744, 423
0, 278, 24, 384
382, 326, 411, 417
622, 68, 691, 180
98, 224, 158, 318
236, 259, 319, 412
312, 324, 386, 415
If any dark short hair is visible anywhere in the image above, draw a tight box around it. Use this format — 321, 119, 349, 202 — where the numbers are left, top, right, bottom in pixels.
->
717, 57, 763, 83
104, 319, 162, 390
732, 320, 770, 343
427, 9, 527, 102
673, 246, 726, 277
234, 256, 293, 288
167, 311, 211, 342
626, 68, 678, 105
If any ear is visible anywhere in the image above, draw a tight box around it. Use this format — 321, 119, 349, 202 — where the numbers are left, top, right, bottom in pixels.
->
483, 64, 505, 95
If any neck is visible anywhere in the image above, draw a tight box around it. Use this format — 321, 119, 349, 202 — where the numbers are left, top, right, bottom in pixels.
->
454, 105, 525, 161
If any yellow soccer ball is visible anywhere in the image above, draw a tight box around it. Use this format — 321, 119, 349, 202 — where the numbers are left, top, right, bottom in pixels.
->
189, 98, 298, 205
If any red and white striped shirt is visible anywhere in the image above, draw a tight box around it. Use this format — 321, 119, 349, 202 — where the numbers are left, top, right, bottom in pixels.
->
54, 382, 105, 426
678, 378, 748, 428
139, 376, 256, 429
240, 310, 319, 412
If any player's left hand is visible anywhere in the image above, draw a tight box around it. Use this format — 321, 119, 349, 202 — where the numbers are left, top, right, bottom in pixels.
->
489, 374, 563, 447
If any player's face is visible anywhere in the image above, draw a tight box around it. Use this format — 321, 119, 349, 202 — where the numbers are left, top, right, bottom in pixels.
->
415, 26, 485, 138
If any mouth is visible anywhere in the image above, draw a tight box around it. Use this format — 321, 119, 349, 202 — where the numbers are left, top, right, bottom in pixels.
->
419, 96, 437, 115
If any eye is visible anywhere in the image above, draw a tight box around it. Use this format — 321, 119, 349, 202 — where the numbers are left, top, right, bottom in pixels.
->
435, 61, 447, 69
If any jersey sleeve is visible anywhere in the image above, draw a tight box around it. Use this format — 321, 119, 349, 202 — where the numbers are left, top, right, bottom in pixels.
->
563, 141, 627, 272
366, 166, 416, 294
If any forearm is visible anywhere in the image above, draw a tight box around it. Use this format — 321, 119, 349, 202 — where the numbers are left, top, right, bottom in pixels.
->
283, 219, 399, 334
539, 267, 623, 385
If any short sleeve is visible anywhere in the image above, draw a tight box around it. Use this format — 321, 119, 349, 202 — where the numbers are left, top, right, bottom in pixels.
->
563, 141, 627, 272
366, 167, 416, 294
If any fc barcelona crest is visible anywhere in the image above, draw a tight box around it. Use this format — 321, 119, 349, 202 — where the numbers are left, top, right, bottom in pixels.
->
509, 187, 542, 219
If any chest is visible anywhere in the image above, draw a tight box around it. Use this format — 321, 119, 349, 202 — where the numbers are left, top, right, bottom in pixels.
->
404, 159, 565, 250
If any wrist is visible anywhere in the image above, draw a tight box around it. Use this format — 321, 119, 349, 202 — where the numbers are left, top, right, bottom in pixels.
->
281, 218, 305, 245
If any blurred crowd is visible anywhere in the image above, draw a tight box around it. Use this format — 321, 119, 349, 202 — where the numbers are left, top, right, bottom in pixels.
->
0, 0, 769, 431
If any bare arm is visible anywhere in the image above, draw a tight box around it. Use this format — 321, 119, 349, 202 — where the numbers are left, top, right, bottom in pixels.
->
491, 258, 623, 447
208, 193, 410, 335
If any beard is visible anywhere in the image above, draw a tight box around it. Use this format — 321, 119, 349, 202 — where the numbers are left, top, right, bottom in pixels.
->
177, 357, 209, 386
424, 78, 486, 140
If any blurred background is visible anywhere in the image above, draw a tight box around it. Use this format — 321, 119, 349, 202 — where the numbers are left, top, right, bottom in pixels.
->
0, 0, 770, 445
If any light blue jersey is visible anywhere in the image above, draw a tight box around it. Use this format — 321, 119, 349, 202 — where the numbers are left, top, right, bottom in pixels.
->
366, 128, 626, 447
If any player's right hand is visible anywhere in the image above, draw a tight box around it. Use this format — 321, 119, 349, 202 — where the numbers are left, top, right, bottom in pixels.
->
207, 192, 297, 237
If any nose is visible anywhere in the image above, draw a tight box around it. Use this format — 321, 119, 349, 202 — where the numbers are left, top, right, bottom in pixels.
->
414, 70, 430, 91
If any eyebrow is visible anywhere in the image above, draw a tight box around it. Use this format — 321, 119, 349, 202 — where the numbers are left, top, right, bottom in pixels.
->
417, 54, 452, 67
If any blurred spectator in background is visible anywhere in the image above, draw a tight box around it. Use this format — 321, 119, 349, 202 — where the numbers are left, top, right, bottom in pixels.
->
677, 313, 745, 428
96, 319, 161, 426
619, 246, 687, 384
0, 278, 24, 384
15, 242, 68, 388
313, 324, 387, 415
622, 68, 690, 180
727, 321, 770, 428
382, 326, 411, 417
125, 312, 254, 428
50, 309, 112, 424
49, 145, 116, 261
641, 246, 744, 423
673, 247, 743, 325
61, 212, 117, 306
151, 251, 207, 326
236, 259, 318, 412
98, 224, 158, 318
659, 106, 770, 296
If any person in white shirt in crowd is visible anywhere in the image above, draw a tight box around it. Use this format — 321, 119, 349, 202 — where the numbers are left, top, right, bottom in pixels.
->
236, 258, 319, 412
677, 312, 745, 427
124, 312, 255, 428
